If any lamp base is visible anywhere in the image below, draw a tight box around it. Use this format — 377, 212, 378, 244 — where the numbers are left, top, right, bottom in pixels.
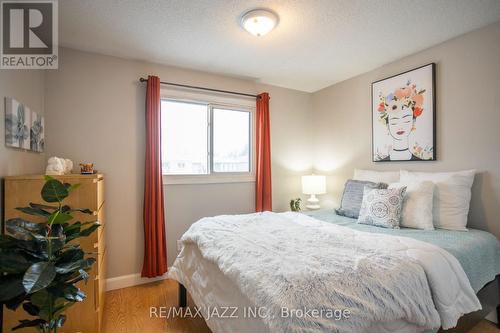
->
306, 194, 321, 210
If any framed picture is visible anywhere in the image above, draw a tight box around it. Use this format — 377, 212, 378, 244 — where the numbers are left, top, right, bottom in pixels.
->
5, 97, 31, 150
371, 63, 436, 162
30, 110, 45, 152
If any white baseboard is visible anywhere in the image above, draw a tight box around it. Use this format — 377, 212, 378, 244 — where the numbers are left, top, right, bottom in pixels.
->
486, 309, 498, 324
106, 272, 169, 291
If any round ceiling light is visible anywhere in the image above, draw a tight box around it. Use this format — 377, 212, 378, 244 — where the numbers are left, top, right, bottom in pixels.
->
240, 9, 279, 37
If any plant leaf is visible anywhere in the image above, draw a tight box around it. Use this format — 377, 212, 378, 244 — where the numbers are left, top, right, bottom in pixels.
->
63, 221, 82, 234
0, 275, 25, 302
4, 291, 28, 311
48, 211, 73, 225
71, 208, 94, 215
41, 178, 69, 203
61, 285, 86, 302
37, 237, 66, 257
0, 234, 17, 248
23, 262, 57, 294
6, 218, 46, 232
0, 252, 31, 273
22, 302, 40, 316
77, 269, 89, 283
64, 183, 81, 193
10, 238, 47, 260
16, 206, 51, 218
55, 314, 67, 328
6, 218, 46, 240
62, 205, 94, 215
30, 289, 52, 321
29, 203, 59, 211
79, 222, 100, 237
56, 248, 84, 265
12, 319, 46, 331
55, 258, 95, 274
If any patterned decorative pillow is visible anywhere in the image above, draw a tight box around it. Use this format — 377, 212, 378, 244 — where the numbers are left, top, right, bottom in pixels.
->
336, 180, 388, 218
357, 186, 407, 229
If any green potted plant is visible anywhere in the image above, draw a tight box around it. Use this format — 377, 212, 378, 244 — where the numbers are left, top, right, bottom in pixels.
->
0, 176, 100, 332
290, 198, 302, 212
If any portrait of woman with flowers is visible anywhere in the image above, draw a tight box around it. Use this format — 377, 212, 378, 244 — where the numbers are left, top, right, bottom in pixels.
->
371, 63, 436, 161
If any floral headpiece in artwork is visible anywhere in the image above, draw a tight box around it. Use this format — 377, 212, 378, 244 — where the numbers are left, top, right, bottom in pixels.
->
377, 80, 425, 123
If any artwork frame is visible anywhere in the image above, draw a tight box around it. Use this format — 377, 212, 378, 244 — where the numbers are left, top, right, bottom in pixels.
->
371, 63, 436, 162
30, 110, 45, 153
5, 97, 45, 153
5, 97, 31, 150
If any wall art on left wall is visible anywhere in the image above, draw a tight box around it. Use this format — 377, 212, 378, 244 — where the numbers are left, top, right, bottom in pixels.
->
5, 97, 44, 152
30, 110, 45, 152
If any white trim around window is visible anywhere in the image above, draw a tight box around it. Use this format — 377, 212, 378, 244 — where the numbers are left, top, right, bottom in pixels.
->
160, 88, 256, 185
162, 173, 255, 185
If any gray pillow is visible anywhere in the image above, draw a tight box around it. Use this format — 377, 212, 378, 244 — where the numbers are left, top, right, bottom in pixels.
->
357, 186, 407, 229
336, 179, 387, 218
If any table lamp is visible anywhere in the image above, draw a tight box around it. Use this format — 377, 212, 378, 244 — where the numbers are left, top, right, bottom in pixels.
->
301, 174, 326, 210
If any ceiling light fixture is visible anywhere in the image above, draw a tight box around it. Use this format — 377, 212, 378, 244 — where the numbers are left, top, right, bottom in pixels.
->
240, 9, 279, 37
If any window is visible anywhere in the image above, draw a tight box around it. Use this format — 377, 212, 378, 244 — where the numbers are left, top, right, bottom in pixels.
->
213, 108, 250, 173
161, 99, 252, 180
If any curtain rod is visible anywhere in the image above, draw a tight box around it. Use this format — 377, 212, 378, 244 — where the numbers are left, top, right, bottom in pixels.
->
139, 77, 260, 99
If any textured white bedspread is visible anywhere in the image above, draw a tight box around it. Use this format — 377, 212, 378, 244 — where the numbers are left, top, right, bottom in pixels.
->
169, 212, 480, 333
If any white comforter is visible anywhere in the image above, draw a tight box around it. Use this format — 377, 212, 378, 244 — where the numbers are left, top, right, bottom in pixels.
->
170, 212, 480, 333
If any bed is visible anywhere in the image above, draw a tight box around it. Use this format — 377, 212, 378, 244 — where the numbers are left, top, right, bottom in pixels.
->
168, 210, 500, 333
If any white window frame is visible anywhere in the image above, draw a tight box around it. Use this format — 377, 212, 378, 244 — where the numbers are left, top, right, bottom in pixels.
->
161, 90, 256, 185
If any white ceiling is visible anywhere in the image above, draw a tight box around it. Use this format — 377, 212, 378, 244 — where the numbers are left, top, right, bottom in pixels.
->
59, 0, 500, 92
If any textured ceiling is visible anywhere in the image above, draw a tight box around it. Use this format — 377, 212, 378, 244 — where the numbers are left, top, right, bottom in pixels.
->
59, 0, 500, 92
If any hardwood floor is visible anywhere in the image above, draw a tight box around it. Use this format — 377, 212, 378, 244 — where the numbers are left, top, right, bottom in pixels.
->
103, 279, 499, 333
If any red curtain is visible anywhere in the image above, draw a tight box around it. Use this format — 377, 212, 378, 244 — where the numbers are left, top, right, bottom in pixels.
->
255, 92, 272, 212
142, 75, 168, 278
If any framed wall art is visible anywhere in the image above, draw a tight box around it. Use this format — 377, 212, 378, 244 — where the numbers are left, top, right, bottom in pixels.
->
5, 97, 31, 150
372, 63, 436, 162
5, 97, 44, 152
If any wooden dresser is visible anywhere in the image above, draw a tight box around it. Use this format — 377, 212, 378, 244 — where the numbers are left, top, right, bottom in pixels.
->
2, 174, 106, 333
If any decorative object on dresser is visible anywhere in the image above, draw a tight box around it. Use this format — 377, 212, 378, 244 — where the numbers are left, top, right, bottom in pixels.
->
301, 175, 326, 210
372, 63, 436, 162
80, 163, 95, 175
0, 176, 99, 332
2, 174, 106, 333
45, 157, 74, 175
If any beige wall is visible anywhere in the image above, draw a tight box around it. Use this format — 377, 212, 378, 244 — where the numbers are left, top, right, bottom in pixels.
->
312, 22, 500, 238
44, 48, 312, 278
0, 70, 46, 220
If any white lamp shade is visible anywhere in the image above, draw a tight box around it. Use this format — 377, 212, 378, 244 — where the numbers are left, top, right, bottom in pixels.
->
302, 175, 326, 195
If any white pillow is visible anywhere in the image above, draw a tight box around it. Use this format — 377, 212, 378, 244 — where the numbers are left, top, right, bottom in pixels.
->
400, 170, 476, 231
389, 181, 434, 230
353, 169, 400, 184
